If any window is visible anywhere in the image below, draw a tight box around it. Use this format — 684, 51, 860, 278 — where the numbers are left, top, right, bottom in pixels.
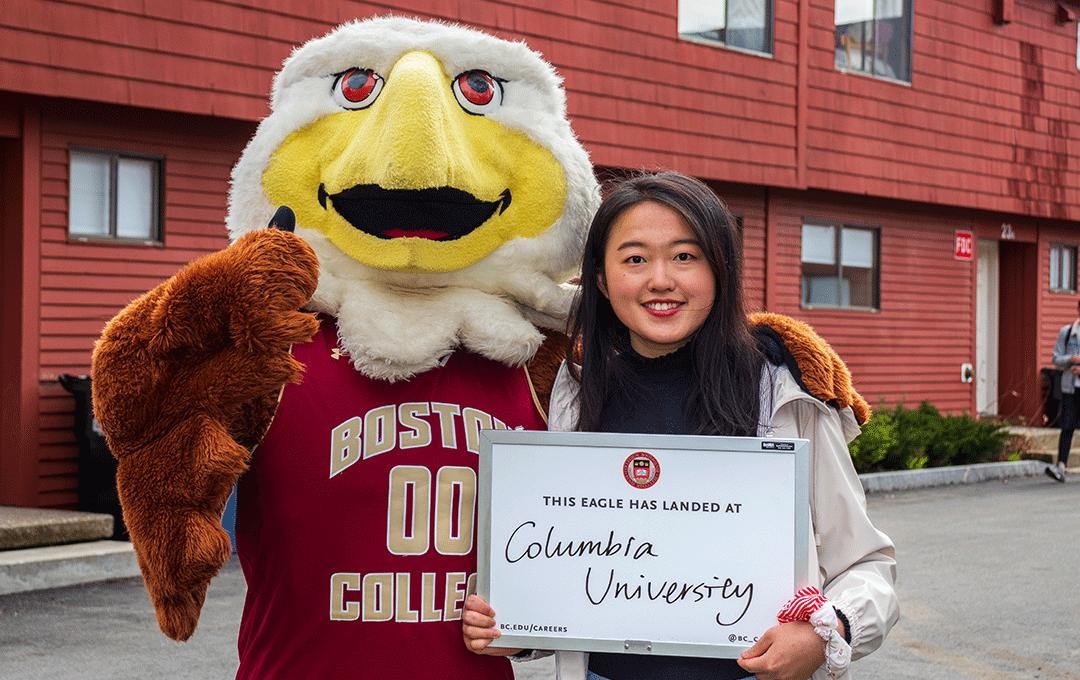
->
801, 223, 879, 309
1050, 244, 1077, 293
679, 0, 774, 55
835, 0, 912, 82
68, 148, 162, 242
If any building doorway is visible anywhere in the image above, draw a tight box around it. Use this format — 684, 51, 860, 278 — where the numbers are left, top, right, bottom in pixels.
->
996, 240, 1039, 423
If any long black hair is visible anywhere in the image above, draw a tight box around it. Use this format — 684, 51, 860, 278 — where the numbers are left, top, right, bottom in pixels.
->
566, 171, 764, 436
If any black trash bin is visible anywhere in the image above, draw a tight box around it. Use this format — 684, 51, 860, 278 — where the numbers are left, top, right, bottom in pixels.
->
1042, 367, 1064, 428
58, 374, 127, 539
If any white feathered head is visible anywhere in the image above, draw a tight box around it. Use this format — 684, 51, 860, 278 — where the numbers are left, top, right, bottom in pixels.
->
227, 17, 598, 380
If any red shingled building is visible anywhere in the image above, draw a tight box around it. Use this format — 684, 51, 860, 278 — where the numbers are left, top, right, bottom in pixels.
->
2, 0, 1079, 508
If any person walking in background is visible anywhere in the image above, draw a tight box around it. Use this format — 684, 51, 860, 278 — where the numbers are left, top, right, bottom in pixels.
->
1049, 299, 1080, 482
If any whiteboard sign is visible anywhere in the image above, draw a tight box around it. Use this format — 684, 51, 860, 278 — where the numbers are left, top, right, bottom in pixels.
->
477, 430, 810, 658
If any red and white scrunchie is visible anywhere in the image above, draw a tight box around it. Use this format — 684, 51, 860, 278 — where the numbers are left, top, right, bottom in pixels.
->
777, 586, 851, 678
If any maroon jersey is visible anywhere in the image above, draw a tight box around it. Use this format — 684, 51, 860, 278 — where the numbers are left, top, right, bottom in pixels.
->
235, 317, 545, 679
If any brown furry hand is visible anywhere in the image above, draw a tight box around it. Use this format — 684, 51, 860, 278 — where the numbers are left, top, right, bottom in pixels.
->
93, 228, 320, 450
91, 226, 320, 640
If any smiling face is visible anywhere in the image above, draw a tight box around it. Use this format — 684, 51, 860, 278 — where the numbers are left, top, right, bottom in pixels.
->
600, 201, 717, 358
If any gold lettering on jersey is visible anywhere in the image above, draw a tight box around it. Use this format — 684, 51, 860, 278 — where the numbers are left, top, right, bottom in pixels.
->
398, 402, 432, 449
362, 573, 393, 621
420, 572, 443, 622
434, 466, 476, 555
443, 572, 468, 621
430, 402, 461, 449
330, 572, 361, 620
363, 404, 397, 459
328, 402, 516, 477
395, 573, 419, 622
329, 417, 362, 479
387, 466, 431, 555
329, 571, 477, 624
461, 408, 493, 455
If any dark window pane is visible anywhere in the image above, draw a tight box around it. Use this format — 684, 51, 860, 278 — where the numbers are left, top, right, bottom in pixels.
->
802, 260, 840, 306
842, 266, 876, 307
1067, 247, 1077, 291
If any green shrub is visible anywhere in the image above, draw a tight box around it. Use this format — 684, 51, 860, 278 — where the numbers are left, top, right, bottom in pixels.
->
848, 401, 1010, 472
926, 415, 1009, 466
848, 409, 895, 473
887, 401, 940, 470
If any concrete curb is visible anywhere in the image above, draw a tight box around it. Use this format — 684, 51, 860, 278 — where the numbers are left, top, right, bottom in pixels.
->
0, 506, 114, 550
860, 460, 1045, 494
0, 540, 138, 595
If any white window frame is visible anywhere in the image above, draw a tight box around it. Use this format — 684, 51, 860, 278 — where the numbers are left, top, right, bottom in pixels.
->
800, 222, 880, 311
678, 0, 775, 56
68, 147, 163, 244
834, 0, 914, 83
1050, 243, 1077, 293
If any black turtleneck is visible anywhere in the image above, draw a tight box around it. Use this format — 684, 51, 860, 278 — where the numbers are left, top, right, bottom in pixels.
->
589, 338, 749, 680
599, 340, 694, 435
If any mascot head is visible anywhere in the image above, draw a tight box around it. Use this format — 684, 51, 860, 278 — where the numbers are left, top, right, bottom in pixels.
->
228, 17, 599, 380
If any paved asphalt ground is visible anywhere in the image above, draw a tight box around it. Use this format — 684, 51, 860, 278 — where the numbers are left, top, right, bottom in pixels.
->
1, 475, 1078, 679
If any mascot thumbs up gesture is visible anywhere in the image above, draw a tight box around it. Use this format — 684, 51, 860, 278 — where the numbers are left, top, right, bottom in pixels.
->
93, 17, 597, 679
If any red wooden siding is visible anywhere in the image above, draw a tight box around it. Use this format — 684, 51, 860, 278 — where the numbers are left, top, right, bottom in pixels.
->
805, 0, 1080, 220
710, 183, 768, 313
766, 190, 977, 413
0, 0, 324, 121
4, 1, 1078, 219
0, 1, 801, 195
32, 101, 249, 507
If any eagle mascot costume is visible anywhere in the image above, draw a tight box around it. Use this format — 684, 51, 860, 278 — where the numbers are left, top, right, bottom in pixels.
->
91, 15, 869, 680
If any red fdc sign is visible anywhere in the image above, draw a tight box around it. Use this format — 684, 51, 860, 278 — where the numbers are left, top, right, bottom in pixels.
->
954, 230, 974, 261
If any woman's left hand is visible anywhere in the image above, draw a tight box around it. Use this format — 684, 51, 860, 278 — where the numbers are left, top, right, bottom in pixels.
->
462, 595, 520, 656
736, 621, 826, 680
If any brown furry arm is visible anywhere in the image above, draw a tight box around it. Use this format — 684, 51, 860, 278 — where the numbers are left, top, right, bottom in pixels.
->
91, 228, 319, 640
750, 312, 871, 425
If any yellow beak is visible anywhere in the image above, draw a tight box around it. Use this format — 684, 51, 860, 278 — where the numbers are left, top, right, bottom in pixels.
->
261, 50, 567, 272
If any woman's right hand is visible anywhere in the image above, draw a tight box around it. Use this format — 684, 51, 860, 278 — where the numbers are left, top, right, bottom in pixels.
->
462, 594, 521, 656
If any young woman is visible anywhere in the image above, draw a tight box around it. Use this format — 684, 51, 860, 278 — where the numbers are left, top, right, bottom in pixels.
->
463, 172, 898, 680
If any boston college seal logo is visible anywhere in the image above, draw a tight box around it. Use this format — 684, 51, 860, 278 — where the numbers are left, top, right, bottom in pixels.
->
623, 451, 660, 489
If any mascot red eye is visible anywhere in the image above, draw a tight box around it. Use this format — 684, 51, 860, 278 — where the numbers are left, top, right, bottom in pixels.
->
452, 70, 502, 115
333, 68, 383, 109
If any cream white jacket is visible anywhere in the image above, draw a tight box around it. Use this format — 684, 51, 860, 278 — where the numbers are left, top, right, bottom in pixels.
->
528, 361, 899, 680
